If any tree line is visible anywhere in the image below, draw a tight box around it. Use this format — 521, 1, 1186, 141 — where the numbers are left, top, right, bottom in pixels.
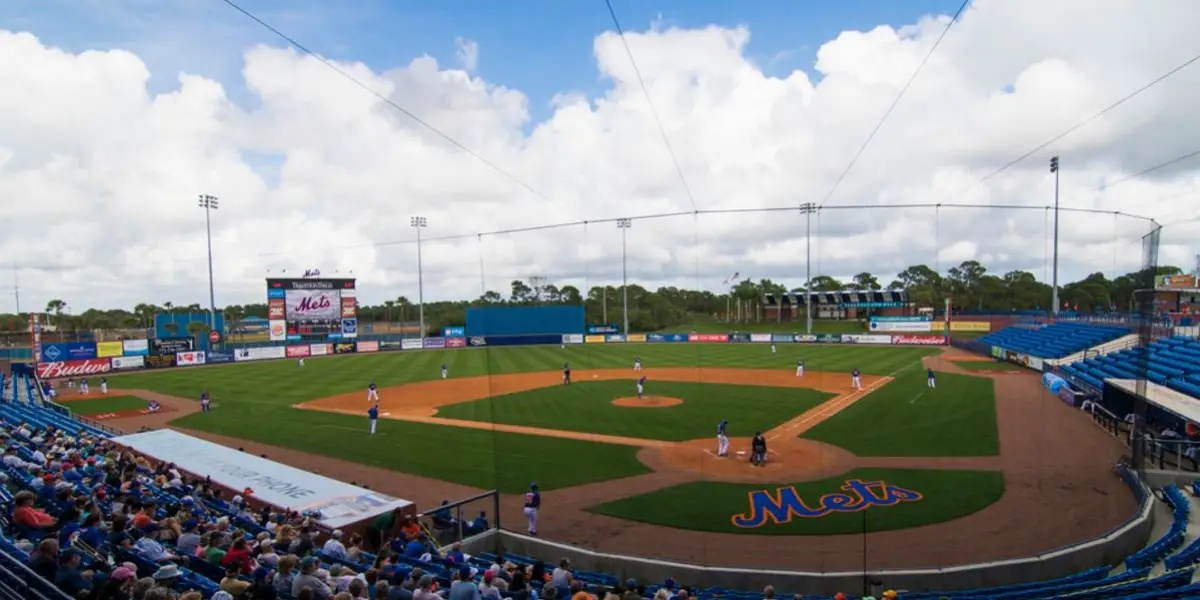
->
2, 260, 1183, 337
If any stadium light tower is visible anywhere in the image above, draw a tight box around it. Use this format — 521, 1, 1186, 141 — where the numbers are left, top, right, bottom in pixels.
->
1050, 156, 1061, 318
198, 194, 219, 333
800, 203, 818, 335
411, 216, 427, 337
617, 218, 632, 336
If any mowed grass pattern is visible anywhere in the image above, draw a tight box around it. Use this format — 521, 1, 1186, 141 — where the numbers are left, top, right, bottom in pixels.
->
105, 344, 937, 492
588, 468, 1006, 535
64, 395, 148, 416
802, 370, 999, 457
435, 380, 832, 441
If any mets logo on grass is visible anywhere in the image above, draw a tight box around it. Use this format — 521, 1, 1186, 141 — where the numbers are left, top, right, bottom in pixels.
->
731, 479, 924, 528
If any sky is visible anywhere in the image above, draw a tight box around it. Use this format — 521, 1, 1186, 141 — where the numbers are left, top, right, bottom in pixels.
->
0, 0, 1198, 312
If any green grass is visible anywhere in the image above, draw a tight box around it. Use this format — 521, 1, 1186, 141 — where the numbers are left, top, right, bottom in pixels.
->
801, 370, 999, 457
588, 468, 1005, 535
658, 321, 868, 334
63, 395, 147, 416
952, 360, 1021, 371
106, 344, 938, 492
435, 380, 832, 441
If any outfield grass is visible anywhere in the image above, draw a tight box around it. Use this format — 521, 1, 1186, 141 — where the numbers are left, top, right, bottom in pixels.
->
63, 395, 147, 416
952, 360, 1021, 371
801, 370, 999, 457
106, 344, 937, 492
435, 380, 832, 441
588, 468, 1005, 535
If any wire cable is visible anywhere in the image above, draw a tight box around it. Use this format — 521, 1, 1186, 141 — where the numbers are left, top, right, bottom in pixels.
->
219, 0, 559, 205
602, 0, 700, 212
938, 47, 1200, 202
1091, 148, 1200, 193
821, 0, 970, 206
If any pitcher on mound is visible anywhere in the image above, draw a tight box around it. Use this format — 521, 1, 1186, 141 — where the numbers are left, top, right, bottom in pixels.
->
717, 420, 730, 457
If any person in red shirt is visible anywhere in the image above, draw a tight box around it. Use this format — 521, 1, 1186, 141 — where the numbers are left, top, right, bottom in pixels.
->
220, 538, 255, 574
12, 491, 55, 530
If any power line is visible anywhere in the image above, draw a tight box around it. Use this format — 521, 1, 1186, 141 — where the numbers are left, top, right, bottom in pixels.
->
821, 0, 970, 206
602, 0, 700, 212
219, 0, 559, 205
1092, 148, 1200, 193
938, 46, 1200, 202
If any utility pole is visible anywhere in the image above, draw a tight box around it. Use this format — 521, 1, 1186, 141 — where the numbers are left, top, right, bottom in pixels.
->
12, 264, 20, 314
1050, 156, 1061, 318
801, 203, 818, 335
198, 195, 219, 333
411, 216, 427, 337
617, 218, 632, 336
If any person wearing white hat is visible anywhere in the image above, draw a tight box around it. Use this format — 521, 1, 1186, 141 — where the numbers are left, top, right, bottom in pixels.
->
322, 530, 347, 560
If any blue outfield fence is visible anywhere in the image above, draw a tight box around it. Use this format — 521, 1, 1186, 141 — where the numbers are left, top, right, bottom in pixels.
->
465, 306, 584, 337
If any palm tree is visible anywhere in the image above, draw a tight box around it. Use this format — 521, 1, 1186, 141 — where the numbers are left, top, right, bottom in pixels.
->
163, 322, 179, 337
186, 321, 208, 339
44, 299, 66, 326
385, 300, 395, 324
397, 296, 411, 329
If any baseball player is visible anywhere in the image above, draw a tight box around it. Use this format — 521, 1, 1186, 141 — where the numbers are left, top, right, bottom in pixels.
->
750, 432, 767, 466
634, 356, 642, 371
523, 482, 541, 536
368, 404, 379, 435
367, 382, 378, 403
79, 378, 89, 396
562, 362, 571, 385
771, 343, 776, 355
717, 420, 729, 457
200, 391, 210, 413
851, 367, 862, 390
441, 363, 448, 379
636, 375, 647, 399
796, 359, 804, 377
67, 378, 75, 389
100, 377, 108, 395
147, 399, 161, 413
298, 356, 305, 367
928, 367, 937, 389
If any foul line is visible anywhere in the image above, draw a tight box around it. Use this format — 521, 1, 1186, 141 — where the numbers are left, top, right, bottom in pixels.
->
766, 375, 893, 441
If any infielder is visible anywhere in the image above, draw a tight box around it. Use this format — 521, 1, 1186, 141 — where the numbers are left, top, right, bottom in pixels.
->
851, 367, 862, 390
367, 382, 379, 403
796, 359, 804, 377
67, 378, 75, 389
636, 375, 647, 399
368, 404, 379, 435
562, 363, 571, 385
200, 391, 211, 413
441, 363, 448, 379
717, 420, 729, 457
927, 368, 937, 389
634, 356, 642, 371
523, 482, 541, 536
100, 377, 108, 395
79, 378, 89, 396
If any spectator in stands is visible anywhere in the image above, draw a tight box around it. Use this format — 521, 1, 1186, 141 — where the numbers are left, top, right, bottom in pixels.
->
248, 567, 278, 600
322, 529, 347, 560
413, 575, 439, 600
131, 528, 179, 563
108, 515, 134, 549
152, 564, 183, 590
175, 521, 201, 556
290, 525, 317, 556
506, 571, 528, 600
256, 541, 280, 568
762, 585, 775, 599
569, 580, 590, 600
97, 565, 136, 600
344, 533, 364, 562
77, 512, 106, 549
549, 558, 572, 589
12, 490, 56, 531
222, 538, 255, 573
365, 508, 403, 552
27, 538, 59, 582
448, 565, 480, 600
55, 548, 94, 598
221, 564, 252, 597
272, 555, 299, 596
293, 556, 333, 600
478, 571, 502, 600
621, 580, 641, 600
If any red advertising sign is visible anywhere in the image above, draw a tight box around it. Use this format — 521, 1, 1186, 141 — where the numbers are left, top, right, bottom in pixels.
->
37, 358, 112, 379
208, 330, 221, 344
688, 334, 729, 343
357, 341, 379, 353
268, 299, 286, 319
892, 335, 946, 346
341, 297, 357, 319
446, 337, 467, 348
286, 345, 311, 358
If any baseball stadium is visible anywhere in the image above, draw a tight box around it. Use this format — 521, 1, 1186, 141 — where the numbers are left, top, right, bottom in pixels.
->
3, 2, 1200, 600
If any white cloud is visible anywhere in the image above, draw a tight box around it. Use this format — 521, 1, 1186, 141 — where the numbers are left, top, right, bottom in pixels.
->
454, 37, 478, 72
1, 0, 1199, 312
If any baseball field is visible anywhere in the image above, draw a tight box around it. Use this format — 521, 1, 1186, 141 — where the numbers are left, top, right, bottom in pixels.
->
95, 342, 1136, 570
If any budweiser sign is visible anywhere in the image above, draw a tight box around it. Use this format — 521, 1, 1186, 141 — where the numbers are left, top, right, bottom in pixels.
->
892, 335, 946, 346
37, 358, 112, 379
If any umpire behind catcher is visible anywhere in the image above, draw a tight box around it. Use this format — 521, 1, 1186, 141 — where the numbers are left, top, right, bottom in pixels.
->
751, 432, 767, 466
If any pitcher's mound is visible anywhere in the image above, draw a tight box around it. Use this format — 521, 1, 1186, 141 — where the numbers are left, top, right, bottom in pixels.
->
612, 396, 683, 408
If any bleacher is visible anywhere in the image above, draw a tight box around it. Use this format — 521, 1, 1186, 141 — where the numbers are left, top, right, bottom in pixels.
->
980, 322, 1132, 359
3, 376, 1200, 599
1061, 336, 1200, 398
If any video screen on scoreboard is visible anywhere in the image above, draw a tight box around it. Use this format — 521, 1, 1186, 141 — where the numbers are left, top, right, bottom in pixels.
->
266, 278, 357, 340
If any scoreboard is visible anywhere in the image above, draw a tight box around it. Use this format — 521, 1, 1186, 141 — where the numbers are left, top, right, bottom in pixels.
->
266, 278, 358, 341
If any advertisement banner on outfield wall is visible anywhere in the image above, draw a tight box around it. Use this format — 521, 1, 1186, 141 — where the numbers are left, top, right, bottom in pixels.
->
869, 320, 932, 333
176, 351, 206, 366
606, 335, 626, 343
206, 351, 235, 364
750, 334, 773, 343
627, 334, 646, 343
422, 337, 446, 349
443, 326, 466, 337
401, 339, 423, 350
815, 334, 842, 343
1004, 350, 1043, 371
357, 341, 380, 353
647, 333, 687, 343
122, 339, 149, 356
286, 345, 311, 358
340, 319, 358, 339
689, 334, 729, 343
95, 341, 124, 358
40, 342, 97, 363
585, 335, 607, 344
771, 334, 795, 343
309, 344, 332, 356
892, 335, 946, 346
446, 337, 466, 348
37, 358, 112, 379
950, 321, 991, 332
842, 334, 892, 345
151, 338, 193, 355
991, 346, 1004, 359
872, 316, 932, 322
798, 335, 818, 343
146, 354, 178, 369
234, 346, 286, 362
468, 337, 487, 347
110, 356, 146, 370
378, 341, 402, 351
728, 333, 752, 343
334, 343, 356, 354
561, 334, 585, 345
269, 320, 287, 342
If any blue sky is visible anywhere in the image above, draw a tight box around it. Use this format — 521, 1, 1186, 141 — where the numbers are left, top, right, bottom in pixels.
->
3, 0, 965, 122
